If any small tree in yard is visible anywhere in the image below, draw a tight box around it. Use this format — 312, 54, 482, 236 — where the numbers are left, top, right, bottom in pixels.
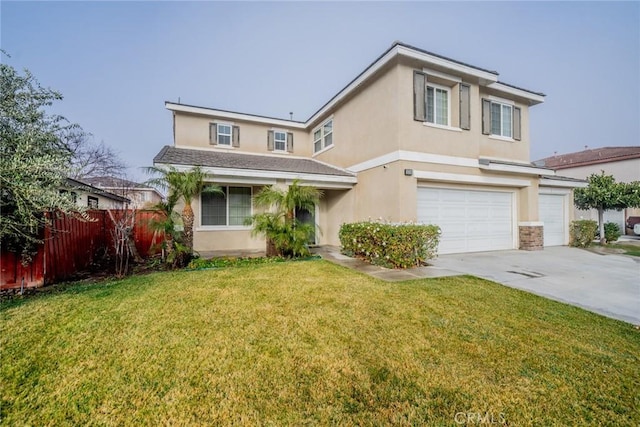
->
146, 166, 223, 263
247, 180, 322, 258
574, 172, 640, 244
0, 58, 86, 263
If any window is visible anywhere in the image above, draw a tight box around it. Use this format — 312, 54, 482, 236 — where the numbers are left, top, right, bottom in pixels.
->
274, 131, 286, 151
87, 196, 99, 209
426, 85, 449, 126
217, 124, 232, 145
313, 119, 333, 154
482, 99, 521, 140
201, 186, 252, 227
491, 102, 512, 138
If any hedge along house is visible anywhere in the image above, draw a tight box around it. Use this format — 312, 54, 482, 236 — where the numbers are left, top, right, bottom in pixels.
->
153, 41, 583, 255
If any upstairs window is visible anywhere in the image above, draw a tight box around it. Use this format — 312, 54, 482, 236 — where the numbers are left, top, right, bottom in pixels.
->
274, 131, 286, 151
267, 130, 294, 153
313, 119, 333, 154
426, 84, 449, 126
210, 123, 240, 147
414, 71, 463, 129
217, 124, 232, 145
482, 99, 521, 140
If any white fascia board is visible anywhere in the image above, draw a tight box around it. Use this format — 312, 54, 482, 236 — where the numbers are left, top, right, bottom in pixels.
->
479, 162, 556, 177
398, 45, 499, 83
414, 170, 531, 188
155, 162, 357, 187
539, 178, 587, 188
306, 47, 399, 127
486, 82, 545, 105
166, 103, 306, 129
348, 150, 478, 173
518, 221, 544, 227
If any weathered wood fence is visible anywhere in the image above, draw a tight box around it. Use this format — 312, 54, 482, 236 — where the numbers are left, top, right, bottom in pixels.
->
1, 210, 165, 290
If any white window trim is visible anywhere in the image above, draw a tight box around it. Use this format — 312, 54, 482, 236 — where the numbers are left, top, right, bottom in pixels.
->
489, 134, 515, 142
489, 100, 513, 138
216, 122, 233, 147
312, 117, 334, 154
423, 122, 462, 132
425, 82, 451, 127
199, 185, 253, 230
272, 129, 288, 153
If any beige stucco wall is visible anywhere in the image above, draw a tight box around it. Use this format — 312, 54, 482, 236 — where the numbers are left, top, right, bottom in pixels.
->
174, 113, 311, 158
554, 158, 640, 184
312, 62, 401, 168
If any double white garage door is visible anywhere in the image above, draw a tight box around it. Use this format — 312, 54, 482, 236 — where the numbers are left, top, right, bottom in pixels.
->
418, 187, 569, 254
417, 187, 514, 254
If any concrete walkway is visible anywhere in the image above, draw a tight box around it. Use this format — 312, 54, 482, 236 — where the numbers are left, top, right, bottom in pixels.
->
315, 246, 640, 325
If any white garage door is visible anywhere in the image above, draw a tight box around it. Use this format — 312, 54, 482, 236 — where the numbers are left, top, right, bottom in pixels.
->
417, 187, 514, 254
539, 194, 566, 246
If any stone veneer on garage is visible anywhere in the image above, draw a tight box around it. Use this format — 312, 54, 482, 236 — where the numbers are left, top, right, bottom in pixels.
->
519, 225, 543, 251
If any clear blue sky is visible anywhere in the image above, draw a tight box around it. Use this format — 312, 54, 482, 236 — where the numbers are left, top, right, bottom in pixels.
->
2, 1, 639, 181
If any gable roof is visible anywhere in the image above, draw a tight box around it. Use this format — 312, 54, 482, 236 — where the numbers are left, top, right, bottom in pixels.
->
81, 176, 153, 190
166, 41, 546, 129
65, 178, 131, 203
153, 146, 355, 178
535, 146, 640, 170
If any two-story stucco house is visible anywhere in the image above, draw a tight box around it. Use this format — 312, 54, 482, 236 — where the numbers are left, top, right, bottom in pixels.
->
153, 42, 578, 255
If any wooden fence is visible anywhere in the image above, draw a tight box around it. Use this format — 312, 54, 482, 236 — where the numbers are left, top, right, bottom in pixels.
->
1, 210, 165, 290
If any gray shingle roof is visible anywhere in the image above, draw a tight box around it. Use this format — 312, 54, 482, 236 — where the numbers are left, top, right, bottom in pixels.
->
153, 146, 354, 177
81, 176, 152, 189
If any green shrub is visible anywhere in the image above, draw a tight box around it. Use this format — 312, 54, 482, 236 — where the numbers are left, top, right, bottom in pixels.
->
339, 221, 441, 268
569, 220, 598, 247
604, 222, 622, 243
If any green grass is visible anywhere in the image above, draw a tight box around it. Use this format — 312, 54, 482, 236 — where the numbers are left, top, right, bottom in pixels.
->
2, 261, 639, 425
607, 243, 640, 257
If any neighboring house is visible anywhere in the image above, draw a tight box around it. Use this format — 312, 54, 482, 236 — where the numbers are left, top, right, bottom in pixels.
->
81, 176, 164, 209
63, 178, 130, 209
153, 41, 582, 255
535, 146, 640, 234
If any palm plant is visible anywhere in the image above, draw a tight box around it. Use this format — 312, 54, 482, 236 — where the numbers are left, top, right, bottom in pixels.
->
248, 180, 322, 257
145, 166, 223, 259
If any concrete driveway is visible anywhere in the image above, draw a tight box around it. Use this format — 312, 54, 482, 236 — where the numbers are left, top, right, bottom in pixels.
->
430, 247, 640, 325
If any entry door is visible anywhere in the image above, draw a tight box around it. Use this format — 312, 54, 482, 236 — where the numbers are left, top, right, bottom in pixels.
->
295, 206, 316, 245
417, 187, 514, 254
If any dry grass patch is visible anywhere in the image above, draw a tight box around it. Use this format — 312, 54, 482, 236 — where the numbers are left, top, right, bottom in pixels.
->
2, 261, 639, 425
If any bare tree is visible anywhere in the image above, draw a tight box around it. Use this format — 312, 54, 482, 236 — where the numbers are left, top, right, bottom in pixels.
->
60, 128, 127, 179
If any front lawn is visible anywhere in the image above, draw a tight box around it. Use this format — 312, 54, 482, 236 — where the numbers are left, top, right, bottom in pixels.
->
2, 261, 639, 425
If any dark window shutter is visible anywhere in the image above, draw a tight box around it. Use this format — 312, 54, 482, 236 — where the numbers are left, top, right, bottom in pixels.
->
459, 84, 471, 130
286, 132, 294, 153
210, 123, 217, 145
413, 71, 426, 121
232, 125, 240, 147
267, 130, 274, 151
481, 99, 491, 135
513, 106, 521, 141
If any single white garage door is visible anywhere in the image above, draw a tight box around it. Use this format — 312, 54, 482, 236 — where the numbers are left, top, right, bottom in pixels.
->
539, 194, 566, 246
417, 187, 514, 254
